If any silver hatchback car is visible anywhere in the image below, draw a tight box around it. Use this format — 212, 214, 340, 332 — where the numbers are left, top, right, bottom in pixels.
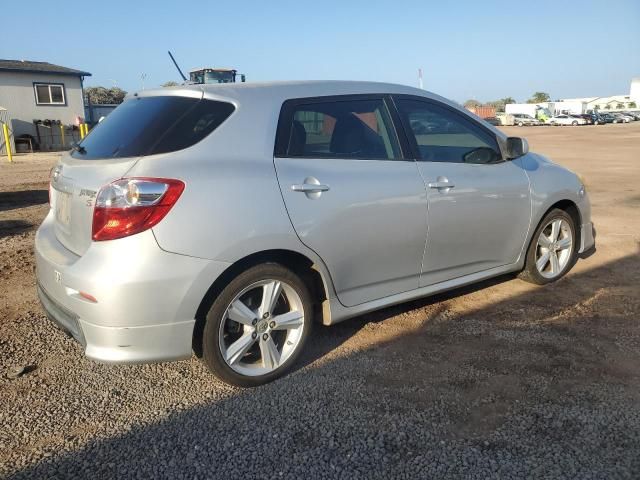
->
36, 81, 595, 386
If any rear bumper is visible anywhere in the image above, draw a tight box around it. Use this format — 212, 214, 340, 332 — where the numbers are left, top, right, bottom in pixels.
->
38, 283, 86, 346
35, 212, 230, 364
37, 283, 194, 363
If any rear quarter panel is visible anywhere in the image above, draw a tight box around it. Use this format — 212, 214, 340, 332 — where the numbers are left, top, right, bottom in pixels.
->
128, 92, 308, 262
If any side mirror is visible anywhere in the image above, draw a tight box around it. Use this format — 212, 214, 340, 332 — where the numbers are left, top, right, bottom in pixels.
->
506, 137, 529, 159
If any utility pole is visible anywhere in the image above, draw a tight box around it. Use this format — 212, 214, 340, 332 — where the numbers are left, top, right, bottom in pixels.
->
418, 68, 423, 89
141, 73, 147, 91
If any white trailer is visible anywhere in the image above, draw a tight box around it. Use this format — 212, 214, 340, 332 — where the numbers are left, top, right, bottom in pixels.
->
553, 101, 587, 115
505, 103, 555, 122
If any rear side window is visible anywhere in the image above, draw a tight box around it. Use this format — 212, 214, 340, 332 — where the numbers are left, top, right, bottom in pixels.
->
277, 98, 400, 160
73, 96, 234, 159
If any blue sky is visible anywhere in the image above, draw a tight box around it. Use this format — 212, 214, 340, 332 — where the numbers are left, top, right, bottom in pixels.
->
3, 0, 639, 102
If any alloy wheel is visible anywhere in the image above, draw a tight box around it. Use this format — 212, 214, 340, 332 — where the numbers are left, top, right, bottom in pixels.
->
535, 218, 573, 279
218, 279, 305, 376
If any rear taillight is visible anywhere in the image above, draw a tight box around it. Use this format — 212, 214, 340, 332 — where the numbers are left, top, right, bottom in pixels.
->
92, 178, 185, 241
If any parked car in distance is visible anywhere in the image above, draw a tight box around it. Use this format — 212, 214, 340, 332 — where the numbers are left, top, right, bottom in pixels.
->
587, 112, 607, 125
597, 112, 617, 123
578, 114, 593, 125
547, 114, 587, 126
618, 112, 638, 121
36, 81, 595, 387
573, 113, 599, 125
623, 111, 640, 120
611, 112, 632, 123
512, 113, 541, 126
483, 117, 501, 126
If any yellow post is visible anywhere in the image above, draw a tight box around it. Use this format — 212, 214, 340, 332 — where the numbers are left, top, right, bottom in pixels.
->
79, 123, 85, 139
2, 123, 12, 163
60, 124, 65, 148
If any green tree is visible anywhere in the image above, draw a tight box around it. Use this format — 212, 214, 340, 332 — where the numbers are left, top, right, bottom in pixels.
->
629, 102, 637, 108
85, 86, 127, 105
617, 103, 624, 109
463, 99, 482, 109
487, 97, 516, 112
162, 81, 180, 87
527, 92, 551, 104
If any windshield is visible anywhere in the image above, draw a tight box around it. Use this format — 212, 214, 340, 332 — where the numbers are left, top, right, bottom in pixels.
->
204, 71, 235, 83
72, 96, 234, 159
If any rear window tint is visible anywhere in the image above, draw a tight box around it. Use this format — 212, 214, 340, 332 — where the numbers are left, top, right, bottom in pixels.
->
73, 96, 234, 159
277, 98, 400, 160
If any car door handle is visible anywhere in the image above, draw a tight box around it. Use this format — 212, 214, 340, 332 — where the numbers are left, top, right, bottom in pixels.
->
291, 183, 330, 193
428, 181, 455, 189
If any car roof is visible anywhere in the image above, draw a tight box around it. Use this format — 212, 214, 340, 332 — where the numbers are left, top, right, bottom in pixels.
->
136, 80, 451, 107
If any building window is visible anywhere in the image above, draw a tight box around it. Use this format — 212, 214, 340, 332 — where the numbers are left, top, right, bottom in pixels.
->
34, 83, 66, 105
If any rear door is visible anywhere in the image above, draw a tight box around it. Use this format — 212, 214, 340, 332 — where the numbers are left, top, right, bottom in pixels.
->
274, 95, 428, 307
393, 96, 531, 287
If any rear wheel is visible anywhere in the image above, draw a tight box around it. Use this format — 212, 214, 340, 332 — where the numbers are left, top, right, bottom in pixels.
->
517, 121, 524, 127
519, 208, 577, 285
571, 121, 578, 126
202, 263, 313, 387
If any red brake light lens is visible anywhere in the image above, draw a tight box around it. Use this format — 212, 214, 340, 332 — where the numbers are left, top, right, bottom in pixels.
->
92, 178, 184, 241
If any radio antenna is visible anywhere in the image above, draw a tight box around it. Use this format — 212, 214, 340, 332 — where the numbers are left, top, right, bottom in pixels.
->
168, 50, 187, 81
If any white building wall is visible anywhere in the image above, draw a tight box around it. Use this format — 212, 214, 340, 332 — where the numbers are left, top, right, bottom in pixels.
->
630, 77, 640, 103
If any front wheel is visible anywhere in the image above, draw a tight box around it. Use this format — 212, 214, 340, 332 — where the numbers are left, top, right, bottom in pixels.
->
572, 121, 578, 126
202, 263, 313, 387
519, 209, 577, 285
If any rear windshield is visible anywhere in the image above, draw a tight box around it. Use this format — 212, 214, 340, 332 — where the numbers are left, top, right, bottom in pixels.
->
73, 96, 234, 159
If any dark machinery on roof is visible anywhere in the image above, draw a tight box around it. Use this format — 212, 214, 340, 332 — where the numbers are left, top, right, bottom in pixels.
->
168, 51, 246, 84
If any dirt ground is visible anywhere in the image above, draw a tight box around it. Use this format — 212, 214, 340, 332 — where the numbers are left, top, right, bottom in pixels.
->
0, 124, 638, 478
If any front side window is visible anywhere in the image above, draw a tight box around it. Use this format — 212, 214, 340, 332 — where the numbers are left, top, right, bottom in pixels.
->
72, 96, 234, 159
397, 99, 502, 164
280, 98, 400, 160
34, 83, 66, 105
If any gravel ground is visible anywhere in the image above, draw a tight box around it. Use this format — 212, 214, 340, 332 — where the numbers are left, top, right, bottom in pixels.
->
1, 124, 639, 479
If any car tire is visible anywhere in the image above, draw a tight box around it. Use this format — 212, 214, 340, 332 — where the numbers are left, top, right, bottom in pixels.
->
517, 122, 524, 127
202, 263, 313, 387
519, 208, 577, 285
572, 121, 578, 126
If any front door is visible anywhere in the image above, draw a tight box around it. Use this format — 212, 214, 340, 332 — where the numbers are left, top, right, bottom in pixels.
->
274, 95, 428, 307
394, 97, 531, 286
